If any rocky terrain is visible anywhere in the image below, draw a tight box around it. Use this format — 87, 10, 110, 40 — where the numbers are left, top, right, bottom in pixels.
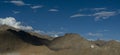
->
0, 25, 120, 55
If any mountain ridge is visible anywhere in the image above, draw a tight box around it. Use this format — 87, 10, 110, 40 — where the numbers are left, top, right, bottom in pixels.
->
0, 25, 120, 55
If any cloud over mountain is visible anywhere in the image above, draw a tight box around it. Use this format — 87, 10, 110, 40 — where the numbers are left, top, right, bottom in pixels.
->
0, 17, 33, 31
0, 17, 62, 37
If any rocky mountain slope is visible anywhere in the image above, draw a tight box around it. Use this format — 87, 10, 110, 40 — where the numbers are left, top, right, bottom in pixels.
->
0, 25, 120, 55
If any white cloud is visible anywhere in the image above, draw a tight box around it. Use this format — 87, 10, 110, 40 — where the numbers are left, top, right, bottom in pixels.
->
46, 31, 64, 37
48, 9, 59, 12
4, 0, 30, 6
71, 11, 118, 21
34, 30, 45, 34
12, 11, 20, 14
93, 11, 116, 21
70, 14, 90, 18
79, 8, 107, 12
72, 8, 120, 21
0, 17, 33, 31
71, 11, 116, 19
88, 32, 103, 37
31, 5, 43, 9
92, 8, 107, 11
52, 34, 59, 37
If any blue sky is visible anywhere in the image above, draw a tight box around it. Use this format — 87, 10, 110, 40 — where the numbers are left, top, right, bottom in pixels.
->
0, 0, 120, 40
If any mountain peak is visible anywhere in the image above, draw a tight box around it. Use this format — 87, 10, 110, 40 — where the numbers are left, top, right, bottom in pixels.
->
47, 33, 89, 51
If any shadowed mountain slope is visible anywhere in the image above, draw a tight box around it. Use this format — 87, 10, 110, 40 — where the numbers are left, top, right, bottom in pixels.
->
7, 29, 50, 46
0, 25, 51, 53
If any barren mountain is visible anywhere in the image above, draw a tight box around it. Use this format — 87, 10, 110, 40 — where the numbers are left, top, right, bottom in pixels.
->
0, 25, 120, 55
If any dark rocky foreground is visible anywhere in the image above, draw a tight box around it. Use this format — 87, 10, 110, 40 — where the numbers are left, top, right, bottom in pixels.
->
0, 25, 120, 55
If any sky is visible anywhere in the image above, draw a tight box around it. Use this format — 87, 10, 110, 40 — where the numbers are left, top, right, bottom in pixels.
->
0, 0, 120, 40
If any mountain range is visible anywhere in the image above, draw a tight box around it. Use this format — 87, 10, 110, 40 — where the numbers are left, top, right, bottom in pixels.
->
0, 25, 120, 55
